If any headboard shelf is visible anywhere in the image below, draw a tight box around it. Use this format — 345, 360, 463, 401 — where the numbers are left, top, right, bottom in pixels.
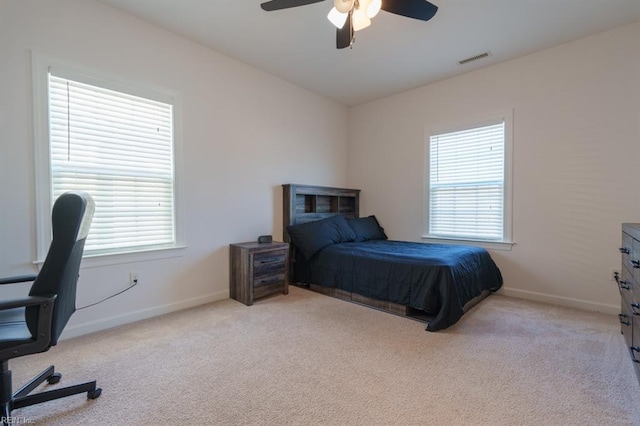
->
283, 184, 360, 243
338, 196, 356, 213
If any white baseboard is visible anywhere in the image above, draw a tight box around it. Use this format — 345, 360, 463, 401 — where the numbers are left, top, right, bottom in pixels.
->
61, 290, 229, 340
499, 287, 619, 315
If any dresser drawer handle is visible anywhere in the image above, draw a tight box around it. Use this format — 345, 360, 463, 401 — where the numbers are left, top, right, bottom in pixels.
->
620, 247, 631, 254
632, 347, 640, 363
619, 280, 631, 290
259, 259, 280, 265
631, 260, 640, 269
619, 313, 630, 326
632, 303, 640, 315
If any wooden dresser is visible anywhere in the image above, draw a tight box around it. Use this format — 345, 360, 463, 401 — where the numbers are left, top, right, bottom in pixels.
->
619, 223, 640, 384
229, 241, 289, 306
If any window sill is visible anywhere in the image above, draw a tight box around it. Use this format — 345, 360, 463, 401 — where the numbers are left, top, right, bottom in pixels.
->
421, 236, 514, 251
35, 245, 187, 269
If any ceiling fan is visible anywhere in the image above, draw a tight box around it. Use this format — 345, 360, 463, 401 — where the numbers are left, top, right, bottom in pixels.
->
260, 0, 438, 49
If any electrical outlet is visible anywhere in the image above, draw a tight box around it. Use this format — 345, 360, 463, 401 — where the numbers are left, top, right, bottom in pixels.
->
129, 272, 140, 287
610, 268, 621, 282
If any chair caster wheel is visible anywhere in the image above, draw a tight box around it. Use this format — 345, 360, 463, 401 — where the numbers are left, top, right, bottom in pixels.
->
88, 388, 102, 400
47, 373, 62, 384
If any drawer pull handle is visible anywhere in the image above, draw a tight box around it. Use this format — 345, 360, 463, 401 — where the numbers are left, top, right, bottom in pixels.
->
259, 277, 282, 285
619, 280, 631, 290
631, 260, 640, 269
632, 347, 640, 363
619, 313, 630, 326
632, 303, 640, 315
260, 259, 280, 264
620, 247, 630, 254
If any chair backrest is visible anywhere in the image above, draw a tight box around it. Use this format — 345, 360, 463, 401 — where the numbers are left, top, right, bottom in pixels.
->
26, 192, 95, 345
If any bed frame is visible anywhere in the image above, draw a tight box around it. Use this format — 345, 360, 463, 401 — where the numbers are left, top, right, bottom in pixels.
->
282, 184, 490, 324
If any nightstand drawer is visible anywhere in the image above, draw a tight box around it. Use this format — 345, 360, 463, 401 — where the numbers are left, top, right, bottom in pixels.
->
253, 251, 287, 277
253, 275, 286, 300
254, 273, 286, 288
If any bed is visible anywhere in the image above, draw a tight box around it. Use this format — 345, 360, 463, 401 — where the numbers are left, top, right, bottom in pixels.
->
282, 184, 503, 331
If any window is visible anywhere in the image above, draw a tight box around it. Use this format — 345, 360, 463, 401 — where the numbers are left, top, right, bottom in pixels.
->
425, 114, 512, 247
33, 57, 183, 261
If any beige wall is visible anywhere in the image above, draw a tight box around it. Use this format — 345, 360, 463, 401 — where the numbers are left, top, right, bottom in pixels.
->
0, 0, 348, 337
348, 21, 640, 313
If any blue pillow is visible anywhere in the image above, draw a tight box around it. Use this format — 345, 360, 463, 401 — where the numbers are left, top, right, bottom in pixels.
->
287, 215, 356, 259
348, 215, 387, 242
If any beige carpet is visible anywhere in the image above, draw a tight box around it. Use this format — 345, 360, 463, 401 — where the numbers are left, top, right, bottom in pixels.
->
8, 286, 640, 425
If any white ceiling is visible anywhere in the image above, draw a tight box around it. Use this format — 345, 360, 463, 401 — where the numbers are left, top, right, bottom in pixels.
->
98, 0, 640, 106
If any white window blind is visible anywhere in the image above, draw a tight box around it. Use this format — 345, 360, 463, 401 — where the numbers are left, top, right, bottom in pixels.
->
429, 121, 505, 241
48, 73, 176, 255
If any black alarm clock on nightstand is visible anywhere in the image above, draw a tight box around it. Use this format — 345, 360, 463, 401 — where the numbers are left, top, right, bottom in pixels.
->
257, 235, 272, 244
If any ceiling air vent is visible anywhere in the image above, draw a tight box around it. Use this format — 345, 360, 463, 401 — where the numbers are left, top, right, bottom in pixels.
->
458, 52, 490, 65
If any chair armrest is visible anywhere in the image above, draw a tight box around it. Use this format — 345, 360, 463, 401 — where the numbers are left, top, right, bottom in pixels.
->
0, 275, 37, 285
0, 294, 57, 360
0, 295, 56, 311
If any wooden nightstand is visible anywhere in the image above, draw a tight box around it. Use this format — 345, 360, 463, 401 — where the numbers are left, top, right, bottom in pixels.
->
229, 241, 289, 306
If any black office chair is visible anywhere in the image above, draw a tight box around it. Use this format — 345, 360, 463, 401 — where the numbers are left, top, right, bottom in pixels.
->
0, 191, 101, 424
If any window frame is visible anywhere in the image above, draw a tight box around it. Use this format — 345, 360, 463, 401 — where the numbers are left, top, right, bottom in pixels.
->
32, 53, 186, 266
423, 111, 514, 251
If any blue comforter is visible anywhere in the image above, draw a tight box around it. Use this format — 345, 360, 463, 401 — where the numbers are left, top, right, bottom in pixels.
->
303, 240, 503, 331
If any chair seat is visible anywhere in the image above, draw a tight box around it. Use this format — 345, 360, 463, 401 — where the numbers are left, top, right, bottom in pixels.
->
0, 307, 34, 350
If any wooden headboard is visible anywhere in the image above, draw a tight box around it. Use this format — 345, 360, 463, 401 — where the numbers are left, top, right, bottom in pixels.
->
282, 184, 361, 243
282, 184, 360, 284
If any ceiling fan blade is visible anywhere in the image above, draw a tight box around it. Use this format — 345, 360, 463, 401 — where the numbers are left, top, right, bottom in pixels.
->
260, 0, 325, 11
336, 11, 353, 49
381, 0, 438, 21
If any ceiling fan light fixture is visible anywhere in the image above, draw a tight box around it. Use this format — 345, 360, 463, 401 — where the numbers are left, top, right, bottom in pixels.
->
352, 8, 371, 31
334, 0, 355, 13
327, 7, 349, 29
366, 0, 381, 18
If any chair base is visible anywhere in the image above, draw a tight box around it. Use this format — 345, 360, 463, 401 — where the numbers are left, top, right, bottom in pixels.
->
1, 362, 100, 425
